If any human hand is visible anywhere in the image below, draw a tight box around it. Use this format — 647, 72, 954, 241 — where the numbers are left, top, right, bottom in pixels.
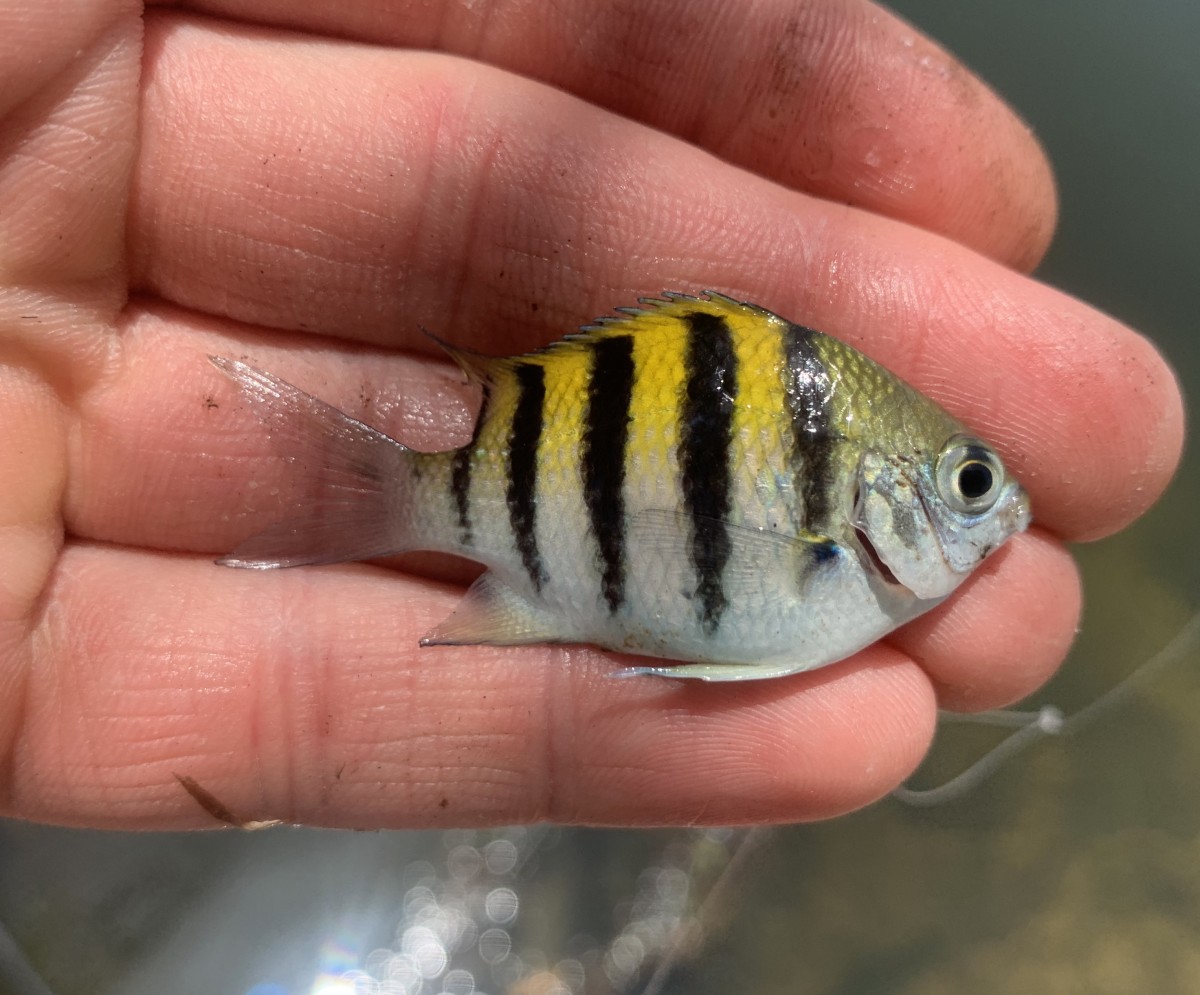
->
0, 0, 1181, 829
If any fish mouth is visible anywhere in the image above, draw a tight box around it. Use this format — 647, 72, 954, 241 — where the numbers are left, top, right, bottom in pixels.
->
854, 525, 902, 588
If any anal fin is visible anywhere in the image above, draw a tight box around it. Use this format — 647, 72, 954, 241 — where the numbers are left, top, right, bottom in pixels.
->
420, 573, 564, 647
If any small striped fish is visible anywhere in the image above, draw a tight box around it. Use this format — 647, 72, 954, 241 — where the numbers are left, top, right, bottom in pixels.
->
213, 293, 1029, 680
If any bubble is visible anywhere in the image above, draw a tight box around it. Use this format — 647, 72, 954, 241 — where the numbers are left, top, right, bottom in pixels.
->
484, 887, 519, 924
656, 867, 690, 907
483, 839, 519, 876
603, 934, 645, 984
403, 885, 439, 918
364, 949, 394, 976
478, 927, 512, 964
400, 925, 448, 978
384, 954, 422, 988
442, 968, 476, 994
554, 958, 586, 991
447, 844, 483, 882
322, 972, 372, 995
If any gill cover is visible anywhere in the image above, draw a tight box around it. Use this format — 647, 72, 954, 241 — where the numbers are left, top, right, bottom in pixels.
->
855, 438, 1027, 601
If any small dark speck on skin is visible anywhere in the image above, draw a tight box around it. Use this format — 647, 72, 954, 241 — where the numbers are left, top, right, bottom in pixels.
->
439, 797, 449, 809
530, 302, 539, 312
203, 395, 218, 410
334, 763, 346, 780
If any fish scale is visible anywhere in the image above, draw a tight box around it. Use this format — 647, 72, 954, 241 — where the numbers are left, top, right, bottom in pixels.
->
212, 292, 1030, 681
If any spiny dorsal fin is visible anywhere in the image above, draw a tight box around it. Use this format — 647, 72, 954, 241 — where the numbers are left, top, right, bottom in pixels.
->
426, 292, 789, 380
422, 328, 506, 386
569, 291, 787, 346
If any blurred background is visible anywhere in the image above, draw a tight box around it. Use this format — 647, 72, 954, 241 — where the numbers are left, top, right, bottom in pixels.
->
3, 1, 1197, 993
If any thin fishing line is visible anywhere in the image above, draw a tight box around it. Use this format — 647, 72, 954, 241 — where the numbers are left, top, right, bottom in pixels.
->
893, 608, 1200, 806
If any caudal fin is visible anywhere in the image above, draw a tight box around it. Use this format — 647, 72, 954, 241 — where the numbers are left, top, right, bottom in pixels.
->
210, 357, 415, 569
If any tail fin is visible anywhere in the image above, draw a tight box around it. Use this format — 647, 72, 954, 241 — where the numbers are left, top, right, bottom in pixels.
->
210, 357, 415, 569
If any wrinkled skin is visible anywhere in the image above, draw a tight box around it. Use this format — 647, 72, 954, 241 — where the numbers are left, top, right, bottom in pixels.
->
0, 0, 1183, 829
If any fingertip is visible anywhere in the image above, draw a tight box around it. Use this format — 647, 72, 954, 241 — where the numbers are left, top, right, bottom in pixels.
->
889, 529, 1082, 712
557, 647, 938, 824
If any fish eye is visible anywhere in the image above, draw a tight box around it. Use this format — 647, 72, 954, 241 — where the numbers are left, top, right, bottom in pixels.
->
937, 439, 1004, 515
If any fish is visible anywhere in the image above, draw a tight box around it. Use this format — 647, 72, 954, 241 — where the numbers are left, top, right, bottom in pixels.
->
211, 292, 1030, 681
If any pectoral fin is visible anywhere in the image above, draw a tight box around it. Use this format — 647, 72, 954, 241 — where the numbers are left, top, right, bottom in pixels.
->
628, 508, 845, 604
420, 573, 564, 647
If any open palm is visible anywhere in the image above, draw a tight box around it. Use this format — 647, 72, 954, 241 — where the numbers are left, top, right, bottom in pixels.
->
0, 0, 1181, 829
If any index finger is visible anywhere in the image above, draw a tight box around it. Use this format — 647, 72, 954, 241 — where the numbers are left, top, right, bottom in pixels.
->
158, 0, 1058, 269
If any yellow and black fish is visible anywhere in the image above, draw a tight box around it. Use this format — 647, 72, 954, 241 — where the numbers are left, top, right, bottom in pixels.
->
212, 293, 1029, 680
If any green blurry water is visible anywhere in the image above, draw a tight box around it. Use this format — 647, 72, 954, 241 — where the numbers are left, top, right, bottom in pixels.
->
3, 2, 1197, 993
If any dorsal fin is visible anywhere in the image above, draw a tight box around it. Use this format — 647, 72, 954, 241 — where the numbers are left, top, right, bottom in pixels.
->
425, 292, 788, 377
568, 291, 786, 346
422, 328, 513, 386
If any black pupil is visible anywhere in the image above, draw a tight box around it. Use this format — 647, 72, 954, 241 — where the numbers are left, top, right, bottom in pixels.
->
958, 461, 994, 500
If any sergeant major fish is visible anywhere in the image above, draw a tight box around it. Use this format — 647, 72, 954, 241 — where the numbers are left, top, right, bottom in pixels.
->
212, 292, 1030, 680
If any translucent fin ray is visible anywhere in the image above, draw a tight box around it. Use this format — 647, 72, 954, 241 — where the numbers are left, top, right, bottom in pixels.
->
211, 357, 415, 569
420, 573, 565, 647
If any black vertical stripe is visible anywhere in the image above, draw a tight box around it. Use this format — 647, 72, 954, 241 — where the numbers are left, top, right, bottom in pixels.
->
582, 335, 635, 613
680, 312, 737, 635
507, 363, 547, 591
450, 385, 490, 545
783, 324, 835, 530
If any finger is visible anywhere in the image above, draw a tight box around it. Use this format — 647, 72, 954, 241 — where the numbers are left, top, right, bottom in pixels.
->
155, 0, 1057, 268
128, 20, 1183, 541
0, 0, 142, 781
8, 542, 935, 829
67, 301, 480, 555
0, 0, 126, 120
887, 529, 1083, 712
63, 305, 1082, 715
0, 0, 139, 297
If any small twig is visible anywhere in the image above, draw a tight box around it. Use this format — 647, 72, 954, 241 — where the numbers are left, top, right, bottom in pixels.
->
174, 773, 284, 830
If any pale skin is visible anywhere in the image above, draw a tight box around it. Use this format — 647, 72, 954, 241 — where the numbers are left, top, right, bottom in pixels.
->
0, 0, 1183, 830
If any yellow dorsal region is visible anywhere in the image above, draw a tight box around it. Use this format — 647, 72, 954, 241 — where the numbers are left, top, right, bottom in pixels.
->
535, 341, 591, 472
569, 292, 789, 351
727, 310, 793, 514
432, 293, 789, 379
429, 292, 796, 472
624, 307, 690, 479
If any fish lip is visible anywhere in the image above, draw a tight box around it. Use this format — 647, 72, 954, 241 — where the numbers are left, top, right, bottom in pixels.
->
1012, 485, 1033, 532
997, 482, 1033, 534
